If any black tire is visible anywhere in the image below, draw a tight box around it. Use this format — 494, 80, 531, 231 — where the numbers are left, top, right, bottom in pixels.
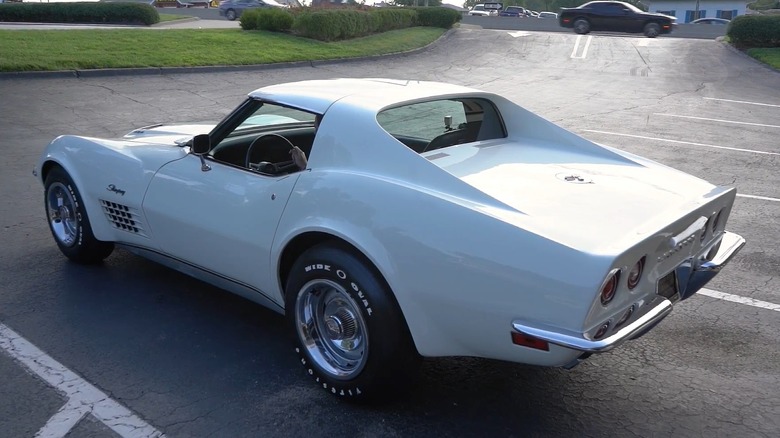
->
44, 166, 114, 264
285, 242, 420, 402
226, 9, 237, 21
573, 18, 590, 35
644, 22, 661, 38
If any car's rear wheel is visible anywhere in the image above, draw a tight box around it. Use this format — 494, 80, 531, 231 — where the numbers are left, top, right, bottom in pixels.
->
285, 242, 420, 402
644, 22, 661, 38
574, 18, 590, 34
226, 9, 237, 21
44, 166, 114, 264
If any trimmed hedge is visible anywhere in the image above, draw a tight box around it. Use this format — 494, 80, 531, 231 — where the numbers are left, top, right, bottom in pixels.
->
0, 2, 160, 26
240, 7, 294, 32
371, 8, 417, 32
412, 6, 461, 28
291, 7, 444, 41
292, 9, 373, 41
727, 15, 780, 47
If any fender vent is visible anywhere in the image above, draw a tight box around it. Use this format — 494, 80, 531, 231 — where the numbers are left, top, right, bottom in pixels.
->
100, 200, 147, 237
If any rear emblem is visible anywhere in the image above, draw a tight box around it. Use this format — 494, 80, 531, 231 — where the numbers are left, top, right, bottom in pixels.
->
556, 173, 593, 184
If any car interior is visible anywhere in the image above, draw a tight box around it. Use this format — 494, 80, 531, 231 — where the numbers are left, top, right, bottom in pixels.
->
210, 126, 316, 175
379, 97, 506, 154
205, 97, 506, 176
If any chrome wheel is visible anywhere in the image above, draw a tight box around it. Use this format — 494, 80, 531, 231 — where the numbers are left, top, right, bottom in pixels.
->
46, 182, 78, 247
295, 279, 368, 379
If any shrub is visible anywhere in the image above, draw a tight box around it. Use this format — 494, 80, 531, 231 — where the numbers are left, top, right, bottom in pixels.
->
371, 8, 417, 33
412, 6, 461, 29
239, 8, 260, 30
291, 7, 418, 41
727, 15, 780, 47
292, 9, 368, 41
0, 2, 159, 26
255, 7, 294, 32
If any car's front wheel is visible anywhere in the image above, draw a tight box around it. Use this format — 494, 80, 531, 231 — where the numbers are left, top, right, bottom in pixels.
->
285, 243, 419, 402
573, 18, 590, 34
644, 22, 661, 38
225, 9, 237, 21
44, 166, 114, 264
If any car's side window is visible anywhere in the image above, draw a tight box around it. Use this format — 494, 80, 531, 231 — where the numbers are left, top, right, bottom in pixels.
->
377, 97, 506, 154
210, 101, 318, 175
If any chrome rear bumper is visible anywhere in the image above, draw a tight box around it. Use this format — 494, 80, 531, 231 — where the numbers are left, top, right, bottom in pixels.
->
512, 231, 745, 355
678, 231, 746, 300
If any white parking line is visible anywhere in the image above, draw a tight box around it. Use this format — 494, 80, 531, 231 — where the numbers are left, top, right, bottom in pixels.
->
653, 113, 780, 129
737, 194, 780, 202
699, 288, 780, 312
571, 35, 592, 59
0, 323, 165, 438
582, 130, 780, 156
704, 97, 780, 108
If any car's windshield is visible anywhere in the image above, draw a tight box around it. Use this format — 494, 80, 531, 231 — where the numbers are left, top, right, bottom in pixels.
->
233, 102, 316, 134
623, 2, 642, 13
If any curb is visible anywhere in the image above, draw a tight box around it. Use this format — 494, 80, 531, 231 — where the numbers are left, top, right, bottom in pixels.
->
715, 37, 779, 73
0, 28, 457, 80
151, 17, 201, 27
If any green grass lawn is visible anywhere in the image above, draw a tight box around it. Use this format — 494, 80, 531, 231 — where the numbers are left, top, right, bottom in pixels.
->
746, 48, 780, 70
0, 27, 446, 72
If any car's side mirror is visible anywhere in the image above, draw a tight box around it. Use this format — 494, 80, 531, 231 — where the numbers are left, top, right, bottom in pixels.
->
191, 134, 210, 155
191, 134, 211, 172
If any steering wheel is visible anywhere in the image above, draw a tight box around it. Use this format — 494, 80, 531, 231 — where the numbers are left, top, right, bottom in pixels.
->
245, 133, 298, 175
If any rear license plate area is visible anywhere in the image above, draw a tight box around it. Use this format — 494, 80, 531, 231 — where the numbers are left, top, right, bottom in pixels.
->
657, 271, 680, 303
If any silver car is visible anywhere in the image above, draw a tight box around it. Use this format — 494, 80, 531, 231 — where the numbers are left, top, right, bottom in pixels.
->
218, 0, 285, 21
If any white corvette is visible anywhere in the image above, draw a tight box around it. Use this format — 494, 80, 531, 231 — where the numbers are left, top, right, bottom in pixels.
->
35, 78, 744, 401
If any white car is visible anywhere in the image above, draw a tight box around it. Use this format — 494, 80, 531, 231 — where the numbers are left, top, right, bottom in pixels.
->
36, 78, 745, 401
468, 4, 491, 16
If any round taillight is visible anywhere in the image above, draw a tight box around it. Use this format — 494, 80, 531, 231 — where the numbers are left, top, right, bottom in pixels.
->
600, 270, 620, 305
712, 209, 723, 232
627, 257, 645, 290
594, 321, 610, 339
615, 305, 635, 328
701, 217, 711, 242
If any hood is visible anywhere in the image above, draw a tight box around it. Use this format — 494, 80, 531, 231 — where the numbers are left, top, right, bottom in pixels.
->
429, 140, 718, 252
654, 12, 676, 21
122, 123, 217, 146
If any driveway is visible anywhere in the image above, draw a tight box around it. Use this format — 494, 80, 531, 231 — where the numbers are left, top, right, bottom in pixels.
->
1, 27, 778, 437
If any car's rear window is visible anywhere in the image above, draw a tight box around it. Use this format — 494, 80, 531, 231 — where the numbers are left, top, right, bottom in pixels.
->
377, 97, 506, 154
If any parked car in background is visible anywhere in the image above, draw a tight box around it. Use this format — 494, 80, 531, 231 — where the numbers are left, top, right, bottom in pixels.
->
218, 0, 285, 21
35, 78, 744, 402
559, 1, 676, 38
483, 2, 504, 15
499, 6, 527, 17
538, 11, 558, 19
468, 4, 491, 16
691, 17, 730, 25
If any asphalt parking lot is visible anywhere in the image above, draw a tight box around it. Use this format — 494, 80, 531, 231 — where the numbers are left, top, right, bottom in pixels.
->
1, 22, 779, 438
